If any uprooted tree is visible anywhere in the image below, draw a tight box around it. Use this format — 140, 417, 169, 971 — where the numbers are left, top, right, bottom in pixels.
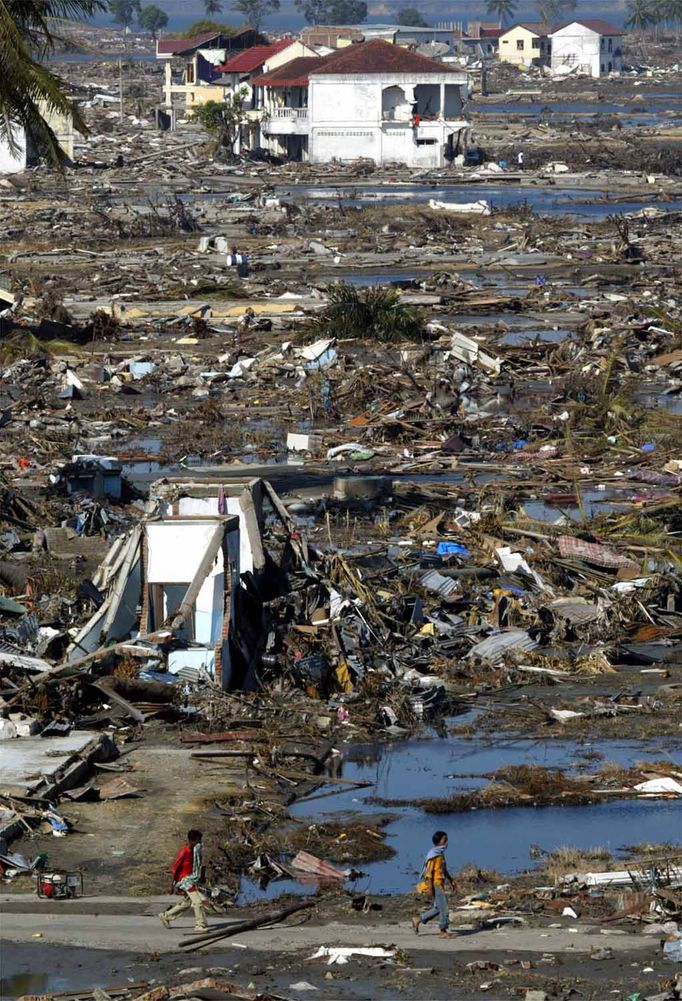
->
193, 92, 248, 157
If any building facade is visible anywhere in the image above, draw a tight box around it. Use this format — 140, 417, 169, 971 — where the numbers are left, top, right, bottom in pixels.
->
498, 23, 550, 66
253, 40, 468, 167
217, 39, 317, 149
550, 19, 624, 77
156, 29, 265, 112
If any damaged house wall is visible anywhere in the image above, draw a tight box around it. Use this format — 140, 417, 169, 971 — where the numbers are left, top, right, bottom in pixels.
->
66, 480, 294, 691
67, 526, 142, 660
145, 518, 228, 675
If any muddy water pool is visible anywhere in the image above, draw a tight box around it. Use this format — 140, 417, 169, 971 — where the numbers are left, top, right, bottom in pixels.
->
240, 732, 682, 900
274, 184, 682, 219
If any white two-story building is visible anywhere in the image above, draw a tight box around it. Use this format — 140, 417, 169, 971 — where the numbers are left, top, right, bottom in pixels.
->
251, 39, 468, 167
550, 19, 624, 78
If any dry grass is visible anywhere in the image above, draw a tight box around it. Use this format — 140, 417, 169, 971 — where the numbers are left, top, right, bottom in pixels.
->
542, 845, 614, 880
0, 330, 82, 364
454, 862, 503, 884
491, 764, 575, 797
574, 652, 616, 675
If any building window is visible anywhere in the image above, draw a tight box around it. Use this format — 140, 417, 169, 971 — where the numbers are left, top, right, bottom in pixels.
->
601, 63, 605, 73
532, 38, 540, 48
608, 37, 612, 51
186, 63, 195, 84
600, 37, 605, 49
517, 39, 524, 50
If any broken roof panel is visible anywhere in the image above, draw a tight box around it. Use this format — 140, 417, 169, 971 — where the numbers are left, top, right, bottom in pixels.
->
468, 629, 538, 663
156, 32, 224, 56
557, 535, 638, 568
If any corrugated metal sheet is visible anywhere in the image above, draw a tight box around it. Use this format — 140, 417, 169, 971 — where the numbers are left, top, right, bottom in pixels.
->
468, 629, 537, 663
419, 570, 459, 598
550, 598, 603, 624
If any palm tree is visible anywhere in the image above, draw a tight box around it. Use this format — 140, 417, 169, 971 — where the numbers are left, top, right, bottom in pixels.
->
486, 0, 517, 26
204, 0, 223, 14
0, 1, 105, 163
653, 0, 682, 37
667, 0, 682, 39
624, 0, 654, 31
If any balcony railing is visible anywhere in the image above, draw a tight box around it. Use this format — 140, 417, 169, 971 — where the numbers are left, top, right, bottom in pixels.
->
269, 107, 308, 120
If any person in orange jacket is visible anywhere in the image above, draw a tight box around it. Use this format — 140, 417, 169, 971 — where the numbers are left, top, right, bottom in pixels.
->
412, 830, 457, 938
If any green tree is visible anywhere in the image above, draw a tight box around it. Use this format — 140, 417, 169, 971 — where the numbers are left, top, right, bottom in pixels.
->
231, 0, 279, 29
0, 0, 105, 164
295, 0, 366, 21
204, 0, 223, 13
537, 0, 575, 28
109, 0, 141, 27
660, 0, 682, 38
138, 3, 168, 38
193, 93, 247, 156
313, 284, 425, 343
625, 0, 654, 29
485, 0, 517, 25
396, 6, 429, 25
182, 19, 238, 36
295, 0, 328, 23
326, 0, 367, 22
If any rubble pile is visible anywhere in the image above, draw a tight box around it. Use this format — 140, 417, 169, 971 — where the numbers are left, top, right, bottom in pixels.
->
1, 40, 681, 1000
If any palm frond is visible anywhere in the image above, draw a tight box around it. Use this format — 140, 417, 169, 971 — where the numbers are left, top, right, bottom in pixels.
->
0, 0, 104, 161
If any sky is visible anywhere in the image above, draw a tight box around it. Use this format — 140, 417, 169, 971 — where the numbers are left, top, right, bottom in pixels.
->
92, 0, 628, 32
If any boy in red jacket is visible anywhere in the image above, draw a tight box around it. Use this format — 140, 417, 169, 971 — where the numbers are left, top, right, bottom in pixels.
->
159, 829, 209, 931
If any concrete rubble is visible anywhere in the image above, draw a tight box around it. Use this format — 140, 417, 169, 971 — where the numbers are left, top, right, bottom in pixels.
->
1, 22, 681, 1001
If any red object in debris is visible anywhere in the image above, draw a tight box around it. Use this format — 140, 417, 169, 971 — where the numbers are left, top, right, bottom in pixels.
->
543, 493, 578, 505
291, 850, 346, 881
18, 457, 31, 469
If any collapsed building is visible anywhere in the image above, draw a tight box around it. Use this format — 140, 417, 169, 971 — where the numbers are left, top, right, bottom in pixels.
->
67, 477, 303, 690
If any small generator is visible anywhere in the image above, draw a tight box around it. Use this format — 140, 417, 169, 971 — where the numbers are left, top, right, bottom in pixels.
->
36, 870, 84, 899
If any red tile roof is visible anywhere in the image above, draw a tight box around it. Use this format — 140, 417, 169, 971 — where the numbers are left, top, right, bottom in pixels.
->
218, 39, 293, 74
253, 39, 460, 88
156, 32, 223, 55
552, 18, 625, 35
252, 56, 324, 88
310, 39, 459, 75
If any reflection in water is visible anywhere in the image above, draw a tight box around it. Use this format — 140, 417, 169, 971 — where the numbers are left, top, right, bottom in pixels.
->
268, 734, 682, 897
2, 973, 51, 999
